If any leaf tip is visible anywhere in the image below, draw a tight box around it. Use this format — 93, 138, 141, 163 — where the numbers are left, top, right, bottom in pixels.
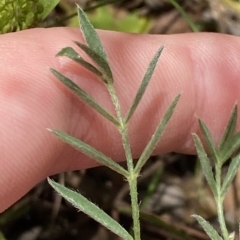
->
47, 177, 54, 186
49, 68, 56, 74
46, 128, 53, 132
158, 45, 164, 54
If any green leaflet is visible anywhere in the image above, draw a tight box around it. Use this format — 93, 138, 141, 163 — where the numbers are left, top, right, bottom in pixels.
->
218, 105, 238, 150
219, 131, 240, 164
49, 129, 128, 177
74, 41, 113, 83
221, 153, 240, 198
56, 47, 103, 77
125, 46, 164, 123
48, 179, 133, 240
198, 119, 219, 163
77, 5, 109, 65
192, 215, 223, 240
50, 69, 119, 126
193, 134, 217, 196
134, 94, 181, 173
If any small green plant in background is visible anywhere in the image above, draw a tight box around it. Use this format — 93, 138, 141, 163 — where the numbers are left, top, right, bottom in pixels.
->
0, 0, 60, 34
193, 106, 240, 240
49, 5, 180, 240
82, 6, 151, 33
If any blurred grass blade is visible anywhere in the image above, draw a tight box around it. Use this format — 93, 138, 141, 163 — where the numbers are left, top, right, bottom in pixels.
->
198, 119, 218, 163
57, 47, 102, 77
141, 167, 164, 208
134, 94, 181, 173
139, 211, 195, 240
167, 0, 199, 32
192, 215, 223, 240
39, 0, 60, 20
221, 153, 240, 198
48, 179, 133, 240
125, 46, 164, 123
219, 131, 240, 163
0, 231, 7, 240
50, 69, 119, 126
77, 5, 108, 62
193, 134, 217, 196
219, 105, 238, 150
119, 206, 195, 240
74, 41, 113, 83
49, 130, 128, 177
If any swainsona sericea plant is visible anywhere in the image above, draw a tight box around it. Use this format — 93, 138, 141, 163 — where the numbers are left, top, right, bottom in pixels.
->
48, 5, 180, 240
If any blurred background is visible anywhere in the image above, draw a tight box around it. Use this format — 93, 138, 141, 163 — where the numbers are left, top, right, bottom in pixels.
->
1, 1, 240, 239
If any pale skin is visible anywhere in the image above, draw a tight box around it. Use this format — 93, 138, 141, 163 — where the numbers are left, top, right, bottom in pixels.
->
1, 27, 240, 213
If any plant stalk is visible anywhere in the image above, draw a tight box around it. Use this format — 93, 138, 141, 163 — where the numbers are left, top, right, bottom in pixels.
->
215, 163, 229, 240
121, 126, 140, 240
107, 83, 141, 239
107, 83, 135, 172
128, 175, 141, 240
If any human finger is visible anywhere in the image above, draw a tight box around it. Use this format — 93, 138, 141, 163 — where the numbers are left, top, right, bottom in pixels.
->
1, 28, 240, 212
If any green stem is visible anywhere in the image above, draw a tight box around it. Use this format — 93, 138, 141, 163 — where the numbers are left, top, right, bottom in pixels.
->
215, 164, 229, 240
121, 126, 140, 239
107, 84, 134, 171
107, 83, 140, 239
128, 176, 141, 240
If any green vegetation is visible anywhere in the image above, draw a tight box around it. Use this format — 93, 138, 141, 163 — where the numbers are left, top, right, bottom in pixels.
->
49, 5, 240, 240
49, 6, 180, 239
1, 1, 240, 239
0, 0, 60, 33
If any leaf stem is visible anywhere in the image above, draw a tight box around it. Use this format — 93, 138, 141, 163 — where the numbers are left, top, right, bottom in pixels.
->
107, 83, 140, 239
128, 176, 141, 240
215, 163, 229, 240
120, 125, 140, 239
107, 84, 134, 171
